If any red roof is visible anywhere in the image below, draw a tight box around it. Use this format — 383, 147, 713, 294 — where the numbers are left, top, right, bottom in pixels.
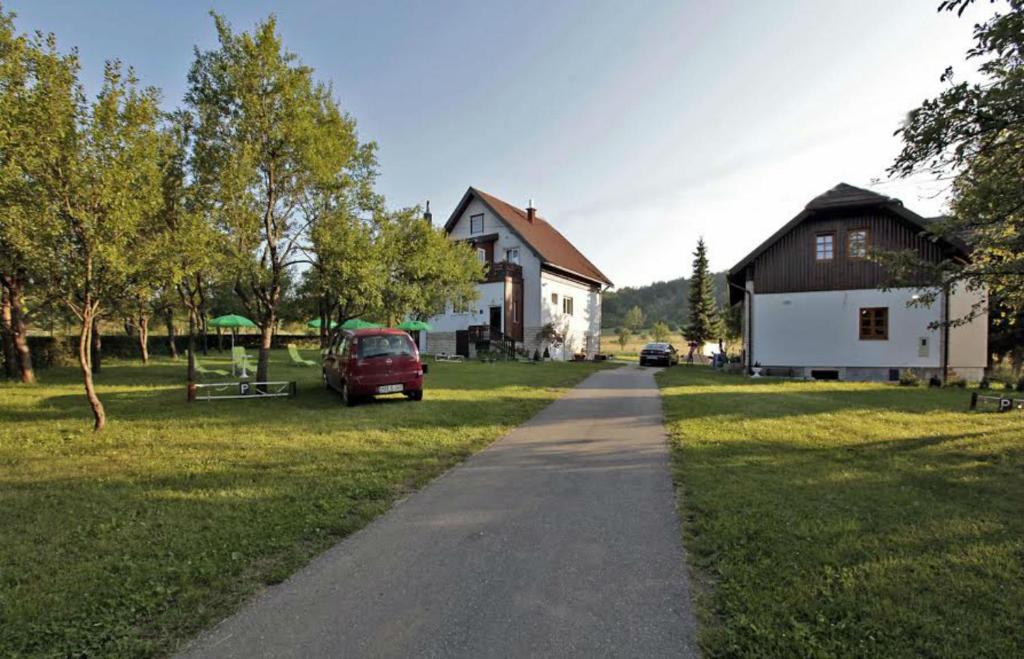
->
444, 187, 612, 287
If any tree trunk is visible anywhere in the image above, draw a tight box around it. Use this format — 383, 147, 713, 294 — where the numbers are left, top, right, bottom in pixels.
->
187, 308, 198, 382
137, 314, 150, 364
165, 308, 178, 360
4, 277, 35, 383
91, 317, 102, 374
1, 287, 16, 379
257, 316, 274, 387
199, 298, 208, 355
79, 306, 106, 431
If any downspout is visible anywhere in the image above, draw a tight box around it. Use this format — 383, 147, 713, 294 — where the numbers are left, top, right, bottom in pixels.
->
941, 283, 950, 385
728, 280, 753, 373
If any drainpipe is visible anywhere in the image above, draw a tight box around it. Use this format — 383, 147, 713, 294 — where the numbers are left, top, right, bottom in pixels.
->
941, 283, 951, 385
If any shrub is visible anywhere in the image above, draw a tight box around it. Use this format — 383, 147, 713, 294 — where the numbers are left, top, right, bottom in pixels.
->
532, 349, 541, 361
946, 378, 967, 389
979, 378, 991, 390
543, 347, 550, 359
928, 375, 942, 388
898, 371, 920, 387
1017, 377, 1024, 392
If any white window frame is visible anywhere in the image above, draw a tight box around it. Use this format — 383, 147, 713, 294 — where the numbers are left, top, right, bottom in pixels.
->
505, 247, 520, 264
476, 247, 486, 264
469, 214, 484, 235
563, 296, 574, 316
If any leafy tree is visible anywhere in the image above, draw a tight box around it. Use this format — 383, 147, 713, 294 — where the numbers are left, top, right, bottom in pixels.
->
0, 14, 76, 383
685, 238, 722, 343
886, 0, 1024, 323
616, 326, 632, 350
186, 13, 374, 384
651, 321, 671, 343
623, 305, 646, 331
374, 207, 481, 325
36, 63, 164, 430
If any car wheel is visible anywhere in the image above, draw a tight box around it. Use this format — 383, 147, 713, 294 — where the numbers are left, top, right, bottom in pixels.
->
406, 390, 423, 402
341, 381, 357, 407
639, 359, 645, 367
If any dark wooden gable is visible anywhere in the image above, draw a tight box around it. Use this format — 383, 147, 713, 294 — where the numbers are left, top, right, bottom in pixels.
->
750, 208, 946, 294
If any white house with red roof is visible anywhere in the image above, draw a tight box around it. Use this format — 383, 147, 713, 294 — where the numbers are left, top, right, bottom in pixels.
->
422, 187, 612, 360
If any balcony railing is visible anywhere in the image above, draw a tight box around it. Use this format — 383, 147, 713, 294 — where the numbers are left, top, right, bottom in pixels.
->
483, 260, 523, 283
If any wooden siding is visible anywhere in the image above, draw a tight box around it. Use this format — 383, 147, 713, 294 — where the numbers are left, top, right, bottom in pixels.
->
751, 209, 945, 294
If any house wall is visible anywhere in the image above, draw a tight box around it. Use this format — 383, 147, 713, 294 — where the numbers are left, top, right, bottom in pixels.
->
422, 281, 505, 355
750, 209, 947, 294
752, 288, 945, 378
948, 284, 988, 380
537, 270, 602, 359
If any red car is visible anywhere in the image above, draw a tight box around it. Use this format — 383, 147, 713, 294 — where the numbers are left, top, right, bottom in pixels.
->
322, 329, 427, 406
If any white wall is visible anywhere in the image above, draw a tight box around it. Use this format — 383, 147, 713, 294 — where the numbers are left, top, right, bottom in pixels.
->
427, 281, 506, 333
444, 197, 544, 329
948, 284, 988, 370
540, 270, 602, 358
752, 288, 943, 368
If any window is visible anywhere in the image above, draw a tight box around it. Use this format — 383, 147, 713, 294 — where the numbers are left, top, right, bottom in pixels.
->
469, 214, 484, 234
476, 247, 487, 264
551, 292, 558, 305
815, 233, 835, 260
848, 228, 868, 258
563, 296, 574, 316
859, 307, 888, 340
505, 248, 520, 264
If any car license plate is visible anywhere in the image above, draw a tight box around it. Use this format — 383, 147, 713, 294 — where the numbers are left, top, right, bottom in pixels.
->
377, 384, 403, 394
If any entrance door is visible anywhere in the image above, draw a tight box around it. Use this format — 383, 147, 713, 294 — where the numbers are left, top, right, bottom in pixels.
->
489, 306, 502, 333
455, 330, 469, 357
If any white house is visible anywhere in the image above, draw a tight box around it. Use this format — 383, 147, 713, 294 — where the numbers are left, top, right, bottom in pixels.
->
727, 183, 988, 382
423, 187, 612, 360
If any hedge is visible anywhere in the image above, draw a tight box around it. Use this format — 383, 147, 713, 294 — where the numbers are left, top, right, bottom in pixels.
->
24, 334, 322, 369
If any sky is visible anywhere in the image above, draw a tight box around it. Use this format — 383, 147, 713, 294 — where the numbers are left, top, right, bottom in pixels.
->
8, 0, 991, 288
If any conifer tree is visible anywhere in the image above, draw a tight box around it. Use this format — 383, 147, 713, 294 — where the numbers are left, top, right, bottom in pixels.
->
685, 238, 721, 343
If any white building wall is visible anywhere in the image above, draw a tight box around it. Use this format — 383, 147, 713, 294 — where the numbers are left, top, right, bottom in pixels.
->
539, 270, 602, 359
948, 284, 988, 378
753, 288, 943, 369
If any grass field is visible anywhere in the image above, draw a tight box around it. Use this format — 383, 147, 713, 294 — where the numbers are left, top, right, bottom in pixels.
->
0, 350, 609, 658
656, 366, 1024, 656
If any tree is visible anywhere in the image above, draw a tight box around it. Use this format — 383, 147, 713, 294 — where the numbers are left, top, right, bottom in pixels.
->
186, 13, 375, 384
0, 13, 75, 383
374, 207, 481, 325
38, 63, 163, 430
886, 0, 1024, 324
651, 321, 671, 343
616, 326, 632, 350
685, 238, 722, 343
623, 305, 646, 331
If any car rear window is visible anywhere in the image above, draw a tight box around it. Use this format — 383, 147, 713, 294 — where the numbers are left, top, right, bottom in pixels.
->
357, 334, 416, 359
643, 343, 668, 350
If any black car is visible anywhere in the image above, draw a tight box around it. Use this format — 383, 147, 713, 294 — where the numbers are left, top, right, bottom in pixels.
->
639, 342, 679, 367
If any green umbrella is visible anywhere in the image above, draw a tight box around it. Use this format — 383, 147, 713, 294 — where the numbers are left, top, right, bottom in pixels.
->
341, 318, 382, 330
207, 315, 256, 376
306, 318, 338, 329
396, 320, 432, 332
208, 314, 257, 328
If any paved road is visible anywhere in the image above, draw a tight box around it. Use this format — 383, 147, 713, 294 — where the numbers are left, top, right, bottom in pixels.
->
179, 366, 698, 658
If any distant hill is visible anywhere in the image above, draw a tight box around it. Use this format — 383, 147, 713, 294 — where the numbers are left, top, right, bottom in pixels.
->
602, 272, 730, 330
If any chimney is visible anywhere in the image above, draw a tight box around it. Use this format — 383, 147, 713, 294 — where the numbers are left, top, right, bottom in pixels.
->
423, 200, 432, 225
526, 198, 536, 224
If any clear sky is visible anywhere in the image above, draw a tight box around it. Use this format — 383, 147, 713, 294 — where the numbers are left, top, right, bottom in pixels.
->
7, 1, 988, 287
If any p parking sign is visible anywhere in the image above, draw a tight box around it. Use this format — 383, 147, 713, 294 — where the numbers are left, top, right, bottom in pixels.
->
239, 381, 251, 396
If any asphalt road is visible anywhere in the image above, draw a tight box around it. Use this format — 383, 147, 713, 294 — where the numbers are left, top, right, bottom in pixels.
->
178, 365, 698, 658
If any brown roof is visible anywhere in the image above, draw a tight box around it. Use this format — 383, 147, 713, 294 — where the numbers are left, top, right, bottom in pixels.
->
444, 187, 613, 287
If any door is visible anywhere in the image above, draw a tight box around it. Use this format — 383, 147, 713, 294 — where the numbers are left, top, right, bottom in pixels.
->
489, 306, 502, 333
455, 330, 469, 357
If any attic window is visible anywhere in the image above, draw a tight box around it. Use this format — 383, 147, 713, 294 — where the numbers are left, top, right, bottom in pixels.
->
815, 233, 835, 261
469, 214, 484, 234
848, 229, 868, 258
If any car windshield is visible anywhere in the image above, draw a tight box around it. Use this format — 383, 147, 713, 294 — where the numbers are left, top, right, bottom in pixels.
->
644, 343, 669, 350
357, 334, 415, 359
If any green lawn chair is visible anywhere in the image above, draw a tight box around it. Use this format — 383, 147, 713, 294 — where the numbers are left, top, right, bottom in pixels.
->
187, 350, 229, 378
287, 343, 317, 367
231, 346, 253, 375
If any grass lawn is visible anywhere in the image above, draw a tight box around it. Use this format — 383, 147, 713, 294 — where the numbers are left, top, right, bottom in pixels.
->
0, 349, 610, 658
657, 366, 1024, 657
